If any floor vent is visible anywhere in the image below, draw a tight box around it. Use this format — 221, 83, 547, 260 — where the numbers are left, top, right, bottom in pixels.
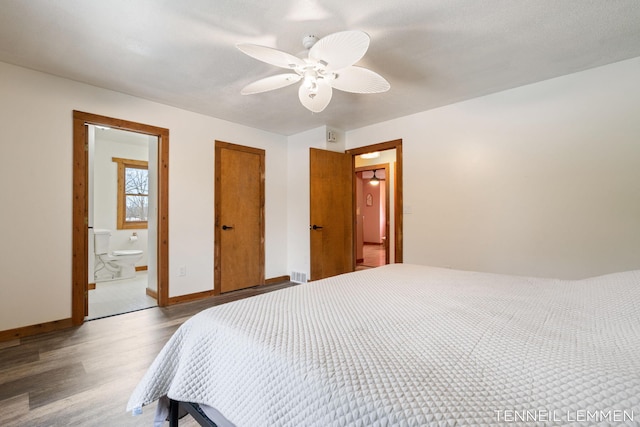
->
291, 271, 307, 283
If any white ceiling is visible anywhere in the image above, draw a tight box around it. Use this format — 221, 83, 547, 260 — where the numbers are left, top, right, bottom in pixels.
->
2, 0, 639, 136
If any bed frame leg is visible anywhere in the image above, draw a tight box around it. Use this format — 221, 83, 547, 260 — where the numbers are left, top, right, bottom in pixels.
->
169, 398, 180, 427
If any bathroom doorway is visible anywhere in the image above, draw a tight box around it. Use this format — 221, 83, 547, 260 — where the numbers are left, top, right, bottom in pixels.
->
86, 126, 158, 319
72, 111, 169, 326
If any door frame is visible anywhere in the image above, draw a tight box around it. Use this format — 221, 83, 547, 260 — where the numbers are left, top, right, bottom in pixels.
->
347, 139, 403, 266
72, 111, 170, 325
213, 140, 265, 295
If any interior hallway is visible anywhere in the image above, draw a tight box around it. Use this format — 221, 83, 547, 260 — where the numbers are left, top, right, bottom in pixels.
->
357, 243, 385, 269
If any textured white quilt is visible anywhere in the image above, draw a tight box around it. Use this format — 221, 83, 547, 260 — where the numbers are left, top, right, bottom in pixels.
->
128, 264, 640, 426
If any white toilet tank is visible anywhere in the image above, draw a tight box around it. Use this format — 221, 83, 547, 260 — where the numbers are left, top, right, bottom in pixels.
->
93, 229, 111, 255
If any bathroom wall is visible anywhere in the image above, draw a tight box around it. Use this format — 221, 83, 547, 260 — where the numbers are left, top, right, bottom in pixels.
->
93, 128, 150, 268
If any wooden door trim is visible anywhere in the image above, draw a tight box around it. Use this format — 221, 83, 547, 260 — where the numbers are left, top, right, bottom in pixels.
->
347, 139, 403, 265
355, 163, 391, 264
72, 111, 169, 325
214, 140, 265, 295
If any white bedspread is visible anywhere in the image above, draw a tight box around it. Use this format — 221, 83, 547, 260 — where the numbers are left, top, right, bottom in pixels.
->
127, 264, 640, 426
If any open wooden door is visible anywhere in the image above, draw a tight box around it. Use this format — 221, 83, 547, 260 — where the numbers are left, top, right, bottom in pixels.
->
215, 141, 265, 293
309, 148, 353, 281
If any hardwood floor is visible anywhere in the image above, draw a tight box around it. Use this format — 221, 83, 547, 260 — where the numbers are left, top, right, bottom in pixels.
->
0, 281, 298, 427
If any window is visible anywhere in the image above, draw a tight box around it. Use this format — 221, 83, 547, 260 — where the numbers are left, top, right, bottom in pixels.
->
112, 157, 149, 229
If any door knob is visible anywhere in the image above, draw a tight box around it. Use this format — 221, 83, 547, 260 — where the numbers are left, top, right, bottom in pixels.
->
310, 224, 323, 230
222, 225, 234, 230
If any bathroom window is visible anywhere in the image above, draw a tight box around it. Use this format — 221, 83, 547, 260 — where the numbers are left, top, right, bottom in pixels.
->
112, 157, 149, 230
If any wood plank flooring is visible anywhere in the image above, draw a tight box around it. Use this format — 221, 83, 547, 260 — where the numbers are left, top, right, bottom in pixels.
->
0, 281, 298, 427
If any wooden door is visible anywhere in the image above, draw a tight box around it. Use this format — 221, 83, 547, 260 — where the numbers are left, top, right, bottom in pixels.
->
309, 148, 353, 281
215, 141, 265, 293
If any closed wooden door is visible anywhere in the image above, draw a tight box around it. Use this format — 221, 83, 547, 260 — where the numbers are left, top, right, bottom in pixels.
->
215, 141, 265, 293
309, 148, 353, 281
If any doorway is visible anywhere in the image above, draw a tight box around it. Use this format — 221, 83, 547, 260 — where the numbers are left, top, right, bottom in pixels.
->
86, 126, 158, 319
72, 111, 169, 325
347, 139, 403, 266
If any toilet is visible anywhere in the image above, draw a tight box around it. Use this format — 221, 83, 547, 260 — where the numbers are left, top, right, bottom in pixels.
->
93, 229, 143, 281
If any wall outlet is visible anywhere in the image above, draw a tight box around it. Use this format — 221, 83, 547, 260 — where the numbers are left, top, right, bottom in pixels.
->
178, 265, 187, 277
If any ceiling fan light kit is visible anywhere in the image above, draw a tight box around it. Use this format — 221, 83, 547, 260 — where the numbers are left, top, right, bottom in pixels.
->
237, 30, 390, 113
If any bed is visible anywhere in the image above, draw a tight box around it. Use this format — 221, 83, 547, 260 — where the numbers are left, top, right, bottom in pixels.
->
127, 264, 640, 426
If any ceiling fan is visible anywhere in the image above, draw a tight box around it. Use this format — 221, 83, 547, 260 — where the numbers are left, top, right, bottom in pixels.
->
237, 30, 390, 113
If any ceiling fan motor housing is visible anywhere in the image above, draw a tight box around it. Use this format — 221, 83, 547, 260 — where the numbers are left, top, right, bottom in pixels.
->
302, 35, 319, 49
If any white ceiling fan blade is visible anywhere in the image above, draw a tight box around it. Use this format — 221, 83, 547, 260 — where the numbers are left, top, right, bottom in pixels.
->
241, 74, 302, 95
309, 30, 370, 71
237, 43, 306, 69
298, 79, 332, 113
331, 66, 390, 93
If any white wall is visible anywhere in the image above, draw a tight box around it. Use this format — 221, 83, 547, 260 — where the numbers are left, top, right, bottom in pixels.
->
347, 57, 640, 279
0, 61, 288, 331
285, 126, 327, 281
285, 125, 345, 281
3, 55, 640, 332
